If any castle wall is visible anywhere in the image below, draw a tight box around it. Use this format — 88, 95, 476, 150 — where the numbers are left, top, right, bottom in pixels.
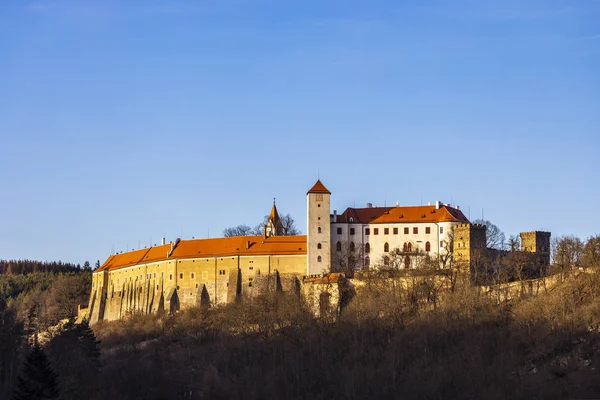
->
88, 254, 309, 324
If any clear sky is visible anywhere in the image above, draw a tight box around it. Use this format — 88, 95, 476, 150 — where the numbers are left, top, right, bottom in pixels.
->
0, 0, 599, 266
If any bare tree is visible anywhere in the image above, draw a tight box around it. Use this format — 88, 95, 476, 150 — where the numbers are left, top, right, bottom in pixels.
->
332, 242, 365, 277
279, 213, 300, 235
582, 235, 600, 270
507, 234, 521, 252
252, 213, 301, 236
552, 235, 584, 278
223, 225, 254, 237
473, 219, 505, 250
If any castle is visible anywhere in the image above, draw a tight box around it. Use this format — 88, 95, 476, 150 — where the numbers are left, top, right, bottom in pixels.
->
84, 180, 551, 324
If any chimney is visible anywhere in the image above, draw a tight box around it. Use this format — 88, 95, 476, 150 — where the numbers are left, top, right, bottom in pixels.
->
161, 237, 166, 245
435, 201, 441, 210
428, 202, 431, 206
366, 203, 373, 208
333, 210, 337, 223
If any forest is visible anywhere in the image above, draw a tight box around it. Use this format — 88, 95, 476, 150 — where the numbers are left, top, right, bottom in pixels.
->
1, 234, 600, 399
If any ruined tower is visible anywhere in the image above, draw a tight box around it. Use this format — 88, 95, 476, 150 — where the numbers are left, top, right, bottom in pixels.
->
520, 231, 551, 266
307, 180, 331, 275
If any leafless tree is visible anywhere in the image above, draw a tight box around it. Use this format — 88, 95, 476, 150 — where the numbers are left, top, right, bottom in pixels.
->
332, 242, 365, 277
223, 225, 254, 237
582, 235, 600, 270
473, 219, 506, 250
507, 234, 521, 252
552, 235, 584, 279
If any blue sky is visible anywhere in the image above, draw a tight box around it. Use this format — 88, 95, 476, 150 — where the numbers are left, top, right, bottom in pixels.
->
0, 0, 599, 265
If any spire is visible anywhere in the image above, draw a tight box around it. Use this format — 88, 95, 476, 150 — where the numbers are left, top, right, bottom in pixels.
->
269, 198, 280, 222
265, 198, 282, 238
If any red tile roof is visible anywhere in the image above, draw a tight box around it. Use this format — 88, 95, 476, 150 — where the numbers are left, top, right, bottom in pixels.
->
96, 235, 307, 272
307, 180, 331, 195
334, 205, 469, 224
334, 207, 395, 223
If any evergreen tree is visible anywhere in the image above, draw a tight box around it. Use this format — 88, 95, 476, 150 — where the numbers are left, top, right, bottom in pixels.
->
13, 344, 59, 400
76, 319, 101, 367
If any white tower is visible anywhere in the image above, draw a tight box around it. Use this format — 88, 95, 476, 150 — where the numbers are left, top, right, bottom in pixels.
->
307, 180, 331, 275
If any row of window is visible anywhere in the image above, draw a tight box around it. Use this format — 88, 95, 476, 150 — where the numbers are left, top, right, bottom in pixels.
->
116, 270, 223, 284
333, 241, 432, 253
335, 226, 444, 235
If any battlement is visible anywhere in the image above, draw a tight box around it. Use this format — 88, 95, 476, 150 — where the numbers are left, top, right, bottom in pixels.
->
454, 223, 487, 230
520, 231, 551, 237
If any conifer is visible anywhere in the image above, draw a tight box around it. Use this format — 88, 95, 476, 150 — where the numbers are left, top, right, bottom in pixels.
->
13, 344, 59, 400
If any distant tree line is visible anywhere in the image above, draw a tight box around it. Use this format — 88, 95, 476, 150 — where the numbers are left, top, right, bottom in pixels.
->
0, 260, 82, 275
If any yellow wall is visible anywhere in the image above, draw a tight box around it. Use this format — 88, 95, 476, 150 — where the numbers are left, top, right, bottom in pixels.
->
91, 253, 308, 322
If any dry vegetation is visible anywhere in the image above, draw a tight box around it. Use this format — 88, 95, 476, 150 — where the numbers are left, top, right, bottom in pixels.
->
80, 271, 600, 400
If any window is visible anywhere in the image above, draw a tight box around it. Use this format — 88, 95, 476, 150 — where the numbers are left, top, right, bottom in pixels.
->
349, 217, 354, 222
350, 242, 355, 252
384, 228, 389, 235
337, 227, 342, 235
154, 273, 156, 278
393, 227, 398, 235
336, 242, 342, 251
374, 228, 379, 235
426, 241, 431, 252
350, 228, 355, 235
413, 227, 418, 234
365, 256, 370, 266
426, 227, 431, 234
191, 273, 195, 279
403, 243, 408, 252
408, 243, 412, 252
365, 243, 370, 253
384, 242, 389, 252
318, 227, 322, 233
404, 227, 409, 234
440, 227, 444, 234
317, 243, 322, 249
169, 274, 173, 280
249, 266, 254, 270
365, 228, 370, 235
179, 273, 183, 279
317, 256, 322, 263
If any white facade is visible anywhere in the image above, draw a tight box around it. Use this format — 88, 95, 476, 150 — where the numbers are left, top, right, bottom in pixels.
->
329, 218, 457, 269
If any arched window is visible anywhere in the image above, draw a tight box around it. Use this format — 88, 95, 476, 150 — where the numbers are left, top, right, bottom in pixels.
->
349, 242, 355, 252
408, 243, 412, 252
365, 256, 370, 266
317, 243, 322, 249
404, 256, 410, 269
336, 241, 342, 251
365, 243, 370, 253
403, 242, 408, 252
318, 227, 322, 233
425, 241, 431, 252
317, 256, 322, 263
384, 242, 389, 252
